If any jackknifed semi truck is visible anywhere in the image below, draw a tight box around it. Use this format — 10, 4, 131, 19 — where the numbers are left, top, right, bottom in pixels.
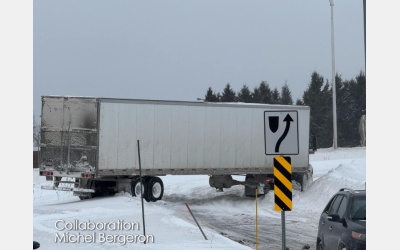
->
39, 96, 313, 201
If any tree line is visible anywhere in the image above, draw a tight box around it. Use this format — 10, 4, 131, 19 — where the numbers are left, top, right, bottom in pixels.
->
33, 71, 366, 149
202, 71, 366, 149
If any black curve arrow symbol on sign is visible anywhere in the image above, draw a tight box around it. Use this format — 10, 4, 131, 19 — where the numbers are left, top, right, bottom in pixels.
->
275, 114, 293, 152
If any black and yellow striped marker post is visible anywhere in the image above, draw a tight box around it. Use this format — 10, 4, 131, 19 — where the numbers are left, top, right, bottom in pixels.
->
274, 156, 292, 250
274, 156, 292, 211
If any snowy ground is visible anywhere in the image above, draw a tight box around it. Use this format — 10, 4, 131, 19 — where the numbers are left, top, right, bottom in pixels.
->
33, 147, 366, 250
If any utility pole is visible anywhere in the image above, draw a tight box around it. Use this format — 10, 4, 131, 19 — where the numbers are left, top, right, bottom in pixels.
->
363, 0, 366, 71
329, 0, 338, 149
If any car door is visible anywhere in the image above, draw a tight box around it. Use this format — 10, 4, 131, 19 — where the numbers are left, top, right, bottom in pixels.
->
320, 195, 342, 250
325, 195, 348, 249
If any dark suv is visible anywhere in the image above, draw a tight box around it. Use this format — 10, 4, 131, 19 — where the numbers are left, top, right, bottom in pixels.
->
316, 188, 366, 250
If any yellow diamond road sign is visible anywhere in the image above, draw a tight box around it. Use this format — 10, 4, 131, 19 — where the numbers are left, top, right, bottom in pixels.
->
274, 156, 292, 211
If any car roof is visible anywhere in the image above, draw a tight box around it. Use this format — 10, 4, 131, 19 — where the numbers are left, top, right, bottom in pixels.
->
337, 188, 366, 197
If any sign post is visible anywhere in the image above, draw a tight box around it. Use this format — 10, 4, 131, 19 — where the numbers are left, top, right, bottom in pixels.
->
274, 156, 292, 250
264, 111, 297, 250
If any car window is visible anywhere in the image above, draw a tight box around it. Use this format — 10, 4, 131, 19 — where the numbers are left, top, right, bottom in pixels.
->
337, 196, 347, 219
328, 195, 343, 214
323, 199, 333, 213
351, 196, 366, 220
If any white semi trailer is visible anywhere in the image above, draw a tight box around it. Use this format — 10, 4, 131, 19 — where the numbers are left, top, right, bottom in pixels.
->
39, 96, 313, 201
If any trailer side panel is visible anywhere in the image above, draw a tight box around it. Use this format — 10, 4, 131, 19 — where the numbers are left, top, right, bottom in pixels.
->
97, 100, 310, 175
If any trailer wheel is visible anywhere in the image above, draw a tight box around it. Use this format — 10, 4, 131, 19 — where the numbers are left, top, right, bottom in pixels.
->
148, 177, 164, 202
209, 175, 215, 188
299, 174, 309, 192
132, 177, 150, 202
298, 166, 313, 192
245, 175, 256, 197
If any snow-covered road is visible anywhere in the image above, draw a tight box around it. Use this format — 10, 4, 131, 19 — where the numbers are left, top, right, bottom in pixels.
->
33, 147, 366, 250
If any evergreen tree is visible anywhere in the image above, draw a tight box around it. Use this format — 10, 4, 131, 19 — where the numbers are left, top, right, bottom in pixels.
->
302, 71, 332, 148
338, 78, 359, 146
204, 87, 220, 102
296, 99, 304, 105
200, 70, 366, 148
354, 71, 366, 115
281, 82, 293, 105
237, 84, 253, 103
252, 87, 262, 103
321, 79, 333, 148
339, 71, 366, 146
216, 92, 222, 101
334, 74, 353, 147
221, 83, 237, 102
271, 87, 281, 104
258, 81, 273, 103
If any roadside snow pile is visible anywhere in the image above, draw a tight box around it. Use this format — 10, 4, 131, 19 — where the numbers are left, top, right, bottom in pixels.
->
310, 147, 366, 161
300, 158, 366, 213
327, 161, 366, 181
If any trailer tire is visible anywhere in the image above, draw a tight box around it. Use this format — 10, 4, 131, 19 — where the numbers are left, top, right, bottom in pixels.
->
245, 175, 257, 197
299, 173, 310, 192
148, 177, 164, 202
132, 176, 150, 202
209, 175, 215, 188
298, 165, 313, 192
130, 175, 140, 195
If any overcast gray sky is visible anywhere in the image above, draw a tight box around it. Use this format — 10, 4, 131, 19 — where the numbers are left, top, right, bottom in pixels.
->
33, 0, 365, 118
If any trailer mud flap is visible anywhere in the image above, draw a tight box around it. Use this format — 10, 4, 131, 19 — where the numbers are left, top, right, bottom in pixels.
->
73, 188, 96, 198
41, 185, 95, 194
